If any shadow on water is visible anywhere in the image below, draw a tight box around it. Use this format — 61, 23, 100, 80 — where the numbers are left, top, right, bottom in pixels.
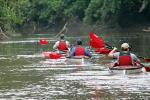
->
0, 33, 150, 99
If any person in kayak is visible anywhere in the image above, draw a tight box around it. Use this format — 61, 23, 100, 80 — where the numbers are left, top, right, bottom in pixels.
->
68, 39, 92, 58
53, 34, 70, 51
108, 43, 141, 67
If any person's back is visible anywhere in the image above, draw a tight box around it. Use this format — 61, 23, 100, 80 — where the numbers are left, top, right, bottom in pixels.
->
117, 51, 134, 66
53, 34, 70, 51
69, 39, 91, 58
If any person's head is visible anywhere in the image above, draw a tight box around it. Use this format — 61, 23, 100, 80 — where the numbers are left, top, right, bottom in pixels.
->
76, 39, 82, 45
60, 34, 65, 40
121, 43, 130, 51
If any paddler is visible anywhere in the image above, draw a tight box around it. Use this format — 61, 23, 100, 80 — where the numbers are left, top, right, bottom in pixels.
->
108, 43, 141, 67
68, 39, 92, 58
53, 34, 70, 52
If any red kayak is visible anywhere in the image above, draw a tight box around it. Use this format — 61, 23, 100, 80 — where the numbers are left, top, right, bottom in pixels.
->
109, 62, 144, 74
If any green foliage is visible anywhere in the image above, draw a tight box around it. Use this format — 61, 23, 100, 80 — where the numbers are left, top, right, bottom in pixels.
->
64, 0, 90, 20
84, 0, 121, 24
0, 0, 150, 33
0, 0, 23, 31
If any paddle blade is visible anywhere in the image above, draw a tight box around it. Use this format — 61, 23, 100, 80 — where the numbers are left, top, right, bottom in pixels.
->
144, 66, 150, 72
95, 47, 112, 54
49, 52, 62, 59
89, 32, 105, 48
39, 39, 48, 45
144, 58, 150, 62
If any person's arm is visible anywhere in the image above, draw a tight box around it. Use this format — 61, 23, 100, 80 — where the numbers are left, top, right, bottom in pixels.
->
85, 49, 92, 57
131, 53, 141, 63
66, 41, 70, 47
69, 47, 75, 57
53, 41, 59, 49
108, 47, 117, 57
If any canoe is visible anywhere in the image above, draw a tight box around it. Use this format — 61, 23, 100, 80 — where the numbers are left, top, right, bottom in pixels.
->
42, 52, 52, 58
109, 65, 143, 74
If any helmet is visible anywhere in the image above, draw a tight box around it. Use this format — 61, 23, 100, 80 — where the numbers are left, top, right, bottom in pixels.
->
60, 34, 65, 39
121, 43, 129, 49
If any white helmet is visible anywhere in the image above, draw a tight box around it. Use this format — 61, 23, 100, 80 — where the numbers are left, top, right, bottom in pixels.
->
121, 43, 129, 49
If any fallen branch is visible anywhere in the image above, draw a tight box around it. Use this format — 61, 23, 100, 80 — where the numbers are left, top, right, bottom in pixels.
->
0, 26, 9, 39
55, 22, 68, 38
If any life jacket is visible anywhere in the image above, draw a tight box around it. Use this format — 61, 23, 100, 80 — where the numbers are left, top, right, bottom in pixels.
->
57, 41, 68, 51
118, 51, 133, 66
74, 46, 85, 56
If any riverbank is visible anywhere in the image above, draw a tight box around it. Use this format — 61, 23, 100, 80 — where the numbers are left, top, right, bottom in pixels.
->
1, 20, 150, 40
18, 20, 150, 36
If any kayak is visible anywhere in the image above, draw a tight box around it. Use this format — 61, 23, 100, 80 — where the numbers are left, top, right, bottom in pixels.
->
42, 51, 65, 59
109, 64, 143, 74
42, 52, 52, 58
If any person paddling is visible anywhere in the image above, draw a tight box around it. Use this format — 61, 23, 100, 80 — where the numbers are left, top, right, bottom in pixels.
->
68, 39, 91, 58
53, 34, 70, 52
108, 43, 141, 67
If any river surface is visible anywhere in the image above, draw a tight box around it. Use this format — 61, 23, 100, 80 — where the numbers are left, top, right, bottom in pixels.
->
0, 33, 150, 100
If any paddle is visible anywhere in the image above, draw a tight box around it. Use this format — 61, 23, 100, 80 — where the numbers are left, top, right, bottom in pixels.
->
39, 39, 49, 45
89, 32, 105, 48
142, 64, 150, 72
137, 56, 150, 62
89, 32, 112, 54
105, 43, 150, 72
89, 33, 150, 63
104, 43, 150, 63
89, 32, 150, 72
95, 47, 112, 54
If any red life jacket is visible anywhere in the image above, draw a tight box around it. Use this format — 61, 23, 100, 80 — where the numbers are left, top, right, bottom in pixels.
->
118, 51, 133, 66
74, 46, 85, 56
57, 41, 68, 51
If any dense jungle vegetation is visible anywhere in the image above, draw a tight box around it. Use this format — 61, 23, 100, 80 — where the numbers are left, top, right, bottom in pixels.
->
0, 0, 150, 36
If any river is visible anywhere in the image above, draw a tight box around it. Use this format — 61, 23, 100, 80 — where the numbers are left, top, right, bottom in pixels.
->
0, 33, 150, 100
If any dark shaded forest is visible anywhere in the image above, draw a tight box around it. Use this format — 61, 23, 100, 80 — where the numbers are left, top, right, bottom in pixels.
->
0, 0, 150, 38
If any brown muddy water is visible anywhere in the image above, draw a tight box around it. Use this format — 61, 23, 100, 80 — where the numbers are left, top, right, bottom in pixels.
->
0, 33, 150, 100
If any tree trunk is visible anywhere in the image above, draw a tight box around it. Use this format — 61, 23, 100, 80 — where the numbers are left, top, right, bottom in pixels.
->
31, 21, 37, 34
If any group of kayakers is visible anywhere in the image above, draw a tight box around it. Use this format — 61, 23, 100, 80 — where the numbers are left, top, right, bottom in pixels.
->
53, 34, 91, 58
53, 34, 141, 67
